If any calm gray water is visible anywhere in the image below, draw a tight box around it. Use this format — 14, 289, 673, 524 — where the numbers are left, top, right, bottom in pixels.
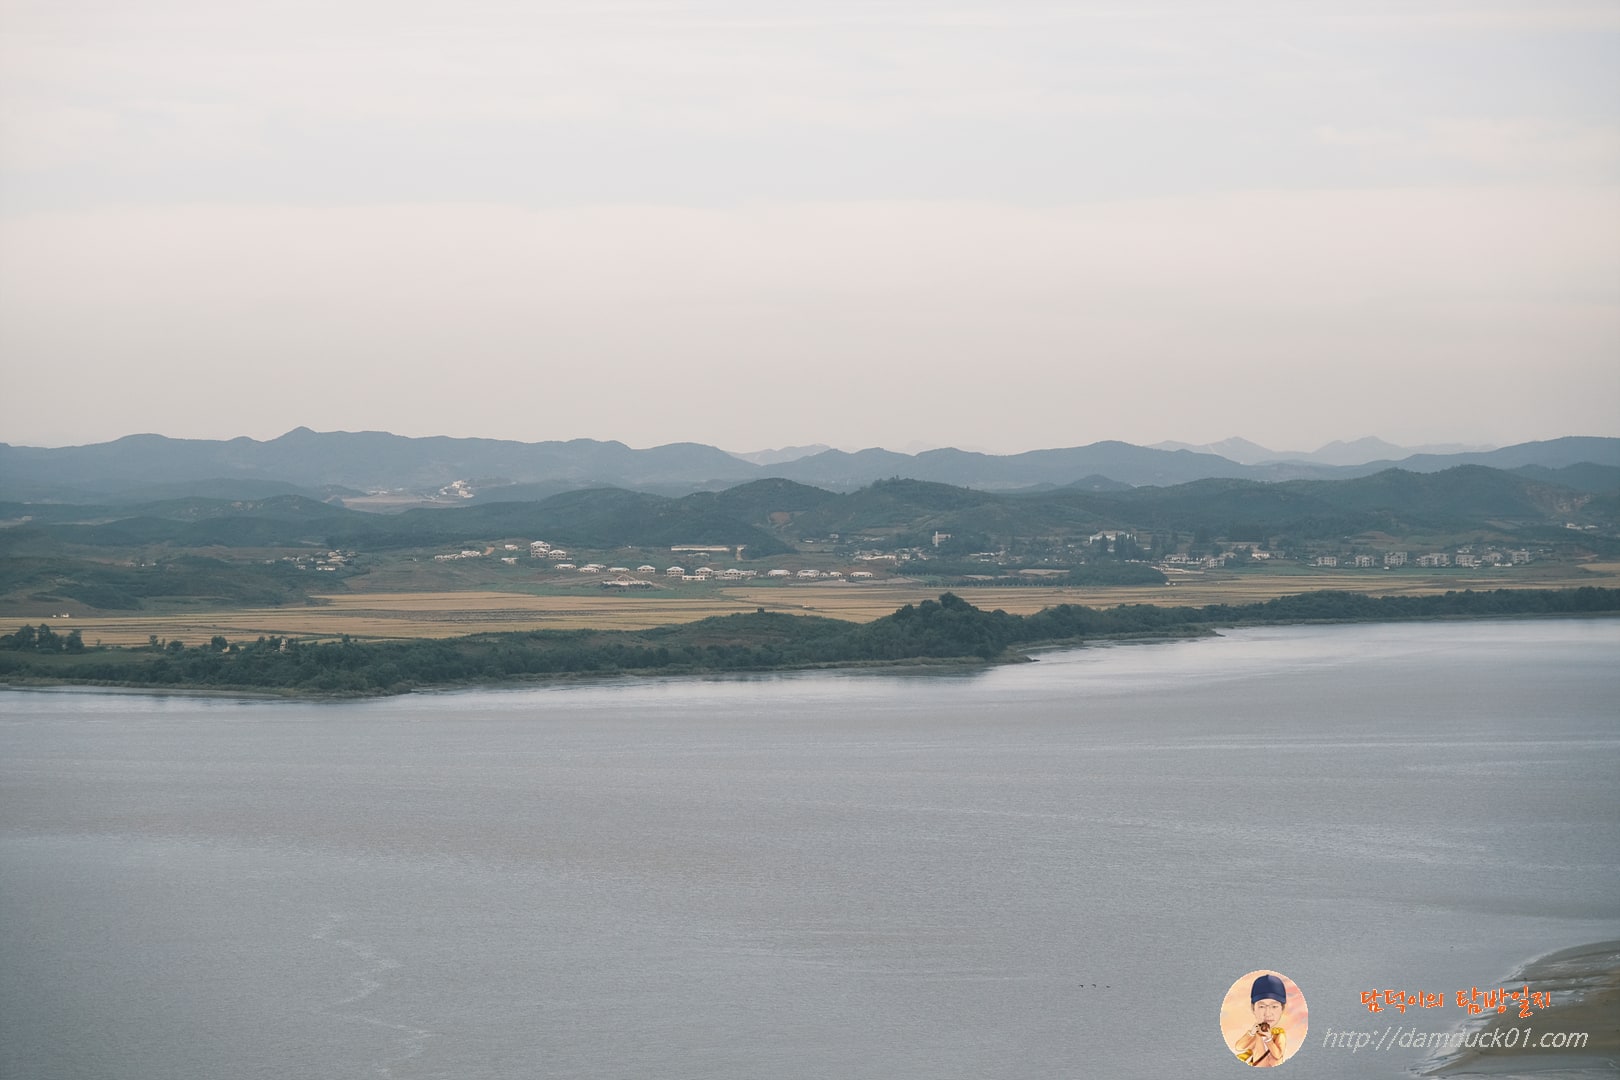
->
2, 619, 1617, 1080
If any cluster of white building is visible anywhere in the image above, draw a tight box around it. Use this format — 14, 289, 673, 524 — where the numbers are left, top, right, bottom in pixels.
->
1161, 554, 1224, 568
1314, 549, 1531, 569
432, 537, 888, 583
432, 548, 487, 562
1417, 549, 1531, 568
529, 540, 571, 560
664, 566, 756, 582
1157, 546, 1538, 571
286, 550, 353, 572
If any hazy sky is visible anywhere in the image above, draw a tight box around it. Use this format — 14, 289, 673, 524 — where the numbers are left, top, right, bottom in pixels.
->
2, 1, 1617, 453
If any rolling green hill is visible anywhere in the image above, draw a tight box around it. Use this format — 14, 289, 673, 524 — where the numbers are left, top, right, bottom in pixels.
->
0, 488, 793, 557
10, 430, 1617, 503
6, 466, 1613, 615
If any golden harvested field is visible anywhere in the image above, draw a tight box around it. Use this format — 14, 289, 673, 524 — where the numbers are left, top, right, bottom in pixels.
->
11, 592, 756, 647
12, 563, 1619, 647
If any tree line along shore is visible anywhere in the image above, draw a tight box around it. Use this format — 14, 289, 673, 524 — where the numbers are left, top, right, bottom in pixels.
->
3, 587, 1616, 698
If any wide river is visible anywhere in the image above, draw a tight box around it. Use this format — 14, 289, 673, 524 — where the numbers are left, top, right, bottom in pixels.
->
2, 619, 1617, 1079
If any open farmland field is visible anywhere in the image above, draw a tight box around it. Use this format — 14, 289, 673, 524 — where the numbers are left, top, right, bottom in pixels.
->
4, 592, 757, 647
743, 562, 1620, 620
9, 561, 1618, 647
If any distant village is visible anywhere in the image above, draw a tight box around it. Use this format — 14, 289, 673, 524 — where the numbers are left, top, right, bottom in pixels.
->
281, 550, 355, 572
427, 539, 886, 589
414, 525, 1553, 589
1170, 545, 1533, 570
1105, 531, 1539, 573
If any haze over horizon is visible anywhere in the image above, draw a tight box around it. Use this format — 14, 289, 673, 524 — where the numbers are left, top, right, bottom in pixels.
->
0, 425, 1530, 464
2, 2, 1617, 453
0, 420, 1535, 466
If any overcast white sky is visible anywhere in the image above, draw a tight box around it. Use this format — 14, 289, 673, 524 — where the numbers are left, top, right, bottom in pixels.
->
2, 0, 1617, 453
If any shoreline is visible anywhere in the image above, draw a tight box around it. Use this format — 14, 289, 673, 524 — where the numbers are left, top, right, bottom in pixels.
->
0, 681, 295, 700
2, 605, 1614, 702
1420, 940, 1620, 1078
0, 652, 1013, 701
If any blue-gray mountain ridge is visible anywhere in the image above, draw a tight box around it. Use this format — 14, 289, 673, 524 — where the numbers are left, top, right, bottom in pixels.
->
1, 429, 1615, 504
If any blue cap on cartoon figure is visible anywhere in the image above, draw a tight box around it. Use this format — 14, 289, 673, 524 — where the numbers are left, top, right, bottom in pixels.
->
1252, 974, 1287, 1005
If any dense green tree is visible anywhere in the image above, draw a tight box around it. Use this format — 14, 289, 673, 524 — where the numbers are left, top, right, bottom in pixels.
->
1, 589, 1615, 695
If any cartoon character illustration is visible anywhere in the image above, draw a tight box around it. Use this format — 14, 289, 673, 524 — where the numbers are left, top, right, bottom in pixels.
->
1233, 973, 1289, 1066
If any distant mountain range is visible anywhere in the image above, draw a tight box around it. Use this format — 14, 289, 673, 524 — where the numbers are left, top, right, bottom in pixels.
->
2, 429, 1616, 505
1150, 437, 1497, 467
726, 444, 832, 466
